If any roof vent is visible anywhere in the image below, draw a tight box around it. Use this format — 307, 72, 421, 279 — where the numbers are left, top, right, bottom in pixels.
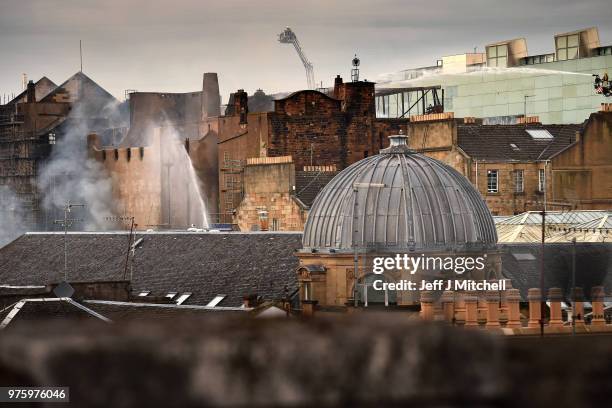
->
381, 130, 413, 154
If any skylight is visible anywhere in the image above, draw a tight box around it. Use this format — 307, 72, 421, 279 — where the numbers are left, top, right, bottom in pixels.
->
137, 291, 150, 297
206, 295, 226, 308
526, 129, 553, 140
175, 293, 192, 305
165, 292, 177, 300
510, 143, 520, 151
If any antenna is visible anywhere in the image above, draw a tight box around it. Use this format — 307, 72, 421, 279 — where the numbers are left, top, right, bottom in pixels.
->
79, 40, 83, 72
54, 201, 85, 282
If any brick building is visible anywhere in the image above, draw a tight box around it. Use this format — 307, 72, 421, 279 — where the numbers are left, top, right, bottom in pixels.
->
215, 75, 408, 224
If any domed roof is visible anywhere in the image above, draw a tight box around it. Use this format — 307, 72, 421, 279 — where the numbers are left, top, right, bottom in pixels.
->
302, 133, 498, 252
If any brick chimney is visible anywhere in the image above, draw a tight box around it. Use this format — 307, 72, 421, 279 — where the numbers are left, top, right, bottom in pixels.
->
333, 75, 343, 99
234, 89, 248, 125
26, 80, 36, 103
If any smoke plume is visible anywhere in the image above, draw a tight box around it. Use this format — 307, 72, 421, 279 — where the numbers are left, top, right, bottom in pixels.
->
37, 101, 122, 230
0, 185, 28, 247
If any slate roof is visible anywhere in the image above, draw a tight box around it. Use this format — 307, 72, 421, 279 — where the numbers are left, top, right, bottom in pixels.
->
0, 232, 303, 308
83, 301, 246, 321
6, 77, 57, 105
457, 123, 582, 161
500, 243, 612, 300
0, 298, 110, 329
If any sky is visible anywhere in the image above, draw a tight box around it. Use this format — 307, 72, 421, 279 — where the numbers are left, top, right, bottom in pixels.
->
1, 0, 611, 103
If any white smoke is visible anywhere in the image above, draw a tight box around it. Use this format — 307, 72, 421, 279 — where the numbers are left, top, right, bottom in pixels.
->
0, 185, 28, 247
37, 101, 121, 230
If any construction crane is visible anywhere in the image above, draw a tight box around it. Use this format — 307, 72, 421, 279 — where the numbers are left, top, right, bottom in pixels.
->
278, 27, 315, 89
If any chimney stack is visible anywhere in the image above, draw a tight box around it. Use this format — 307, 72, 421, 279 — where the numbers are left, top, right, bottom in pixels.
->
26, 80, 36, 103
202, 73, 221, 118
333, 75, 343, 99
234, 89, 248, 125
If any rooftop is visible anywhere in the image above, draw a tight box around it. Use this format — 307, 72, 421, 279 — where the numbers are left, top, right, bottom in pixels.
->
0, 232, 303, 308
457, 123, 581, 161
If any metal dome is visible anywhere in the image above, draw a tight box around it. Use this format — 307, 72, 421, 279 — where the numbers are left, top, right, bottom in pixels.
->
302, 133, 498, 252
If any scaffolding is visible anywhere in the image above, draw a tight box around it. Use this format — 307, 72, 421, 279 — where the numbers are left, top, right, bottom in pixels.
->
220, 153, 244, 223
0, 106, 41, 227
375, 86, 444, 118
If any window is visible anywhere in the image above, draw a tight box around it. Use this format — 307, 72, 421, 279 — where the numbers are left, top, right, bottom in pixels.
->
48, 132, 56, 145
139, 147, 145, 160
175, 293, 192, 305
539, 169, 546, 192
556, 34, 579, 61
514, 170, 524, 193
271, 218, 279, 231
206, 295, 226, 307
487, 44, 508, 68
303, 282, 312, 301
487, 170, 499, 193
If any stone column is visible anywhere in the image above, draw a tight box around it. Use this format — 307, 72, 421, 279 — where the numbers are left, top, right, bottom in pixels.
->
454, 292, 466, 325
548, 287, 564, 328
420, 291, 435, 320
486, 290, 501, 328
591, 286, 606, 326
571, 287, 585, 327
302, 300, 318, 317
440, 291, 455, 323
464, 293, 478, 327
506, 289, 522, 328
527, 288, 542, 328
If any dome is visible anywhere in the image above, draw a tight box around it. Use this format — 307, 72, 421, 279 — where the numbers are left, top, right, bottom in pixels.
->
302, 133, 498, 252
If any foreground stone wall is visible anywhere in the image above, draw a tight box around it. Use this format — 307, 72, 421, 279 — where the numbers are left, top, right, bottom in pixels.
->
0, 315, 610, 407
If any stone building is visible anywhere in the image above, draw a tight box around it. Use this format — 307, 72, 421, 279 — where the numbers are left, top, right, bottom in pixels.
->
234, 156, 337, 231
402, 109, 612, 215
87, 73, 221, 228
296, 132, 501, 308
215, 75, 409, 224
550, 107, 612, 209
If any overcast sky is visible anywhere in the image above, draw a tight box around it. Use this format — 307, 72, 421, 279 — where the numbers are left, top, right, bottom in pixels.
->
1, 0, 611, 102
